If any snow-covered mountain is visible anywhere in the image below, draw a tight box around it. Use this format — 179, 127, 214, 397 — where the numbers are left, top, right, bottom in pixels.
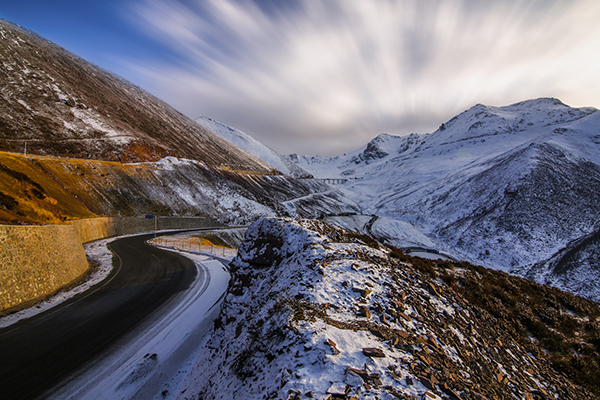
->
196, 117, 313, 178
287, 98, 600, 301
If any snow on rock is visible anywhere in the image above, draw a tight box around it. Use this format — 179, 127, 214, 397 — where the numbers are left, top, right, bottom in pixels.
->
176, 218, 595, 399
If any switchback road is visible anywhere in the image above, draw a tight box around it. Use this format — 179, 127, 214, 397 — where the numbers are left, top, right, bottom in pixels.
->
0, 232, 201, 399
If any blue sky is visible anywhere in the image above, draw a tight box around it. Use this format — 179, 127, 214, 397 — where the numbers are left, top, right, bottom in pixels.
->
2, 0, 600, 155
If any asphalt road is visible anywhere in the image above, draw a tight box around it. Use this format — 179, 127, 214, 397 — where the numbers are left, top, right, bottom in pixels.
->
0, 232, 199, 400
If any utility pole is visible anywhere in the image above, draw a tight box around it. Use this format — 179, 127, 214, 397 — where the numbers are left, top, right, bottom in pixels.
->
24, 141, 27, 157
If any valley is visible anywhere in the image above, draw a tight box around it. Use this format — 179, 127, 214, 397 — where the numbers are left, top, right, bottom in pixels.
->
1, 16, 600, 400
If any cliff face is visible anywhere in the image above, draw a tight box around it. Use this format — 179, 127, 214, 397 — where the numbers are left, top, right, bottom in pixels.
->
177, 218, 600, 399
0, 20, 274, 172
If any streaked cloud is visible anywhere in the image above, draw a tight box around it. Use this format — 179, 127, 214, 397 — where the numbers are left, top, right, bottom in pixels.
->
124, 0, 600, 155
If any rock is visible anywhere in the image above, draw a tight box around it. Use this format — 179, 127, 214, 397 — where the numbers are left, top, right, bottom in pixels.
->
531, 390, 548, 400
362, 347, 386, 358
344, 368, 364, 387
419, 376, 435, 390
441, 387, 462, 400
369, 327, 388, 340
406, 376, 414, 385
352, 286, 371, 298
396, 329, 409, 339
417, 354, 431, 365
422, 392, 442, 400
472, 392, 489, 400
326, 339, 340, 355
428, 373, 439, 385
286, 389, 301, 400
346, 367, 369, 381
357, 305, 371, 318
425, 282, 440, 297
399, 312, 411, 321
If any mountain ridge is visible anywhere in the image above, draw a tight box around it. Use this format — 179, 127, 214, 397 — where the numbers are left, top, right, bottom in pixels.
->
195, 116, 314, 178
177, 217, 600, 399
0, 19, 276, 173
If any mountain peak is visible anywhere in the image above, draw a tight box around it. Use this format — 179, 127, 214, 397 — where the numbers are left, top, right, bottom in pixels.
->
195, 117, 313, 178
508, 97, 568, 108
435, 97, 596, 141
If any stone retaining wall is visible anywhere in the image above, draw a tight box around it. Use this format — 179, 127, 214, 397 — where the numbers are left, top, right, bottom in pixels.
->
0, 216, 221, 314
70, 216, 221, 243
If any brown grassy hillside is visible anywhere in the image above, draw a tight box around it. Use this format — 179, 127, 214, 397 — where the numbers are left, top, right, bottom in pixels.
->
389, 247, 600, 396
0, 151, 357, 225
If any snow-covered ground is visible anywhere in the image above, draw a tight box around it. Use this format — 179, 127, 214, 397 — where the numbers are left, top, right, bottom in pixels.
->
174, 217, 584, 399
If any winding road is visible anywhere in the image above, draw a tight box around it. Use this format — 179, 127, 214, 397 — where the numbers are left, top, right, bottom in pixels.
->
0, 232, 211, 400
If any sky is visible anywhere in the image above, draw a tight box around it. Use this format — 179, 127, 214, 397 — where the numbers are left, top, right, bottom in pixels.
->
2, 0, 600, 156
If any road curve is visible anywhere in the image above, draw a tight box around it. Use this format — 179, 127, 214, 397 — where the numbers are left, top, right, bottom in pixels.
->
0, 232, 199, 400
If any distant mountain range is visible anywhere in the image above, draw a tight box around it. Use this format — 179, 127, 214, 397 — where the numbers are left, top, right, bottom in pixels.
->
195, 97, 600, 302
283, 98, 600, 301
195, 117, 313, 179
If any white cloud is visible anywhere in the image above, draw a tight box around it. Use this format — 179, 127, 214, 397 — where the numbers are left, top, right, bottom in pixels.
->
125, 0, 600, 155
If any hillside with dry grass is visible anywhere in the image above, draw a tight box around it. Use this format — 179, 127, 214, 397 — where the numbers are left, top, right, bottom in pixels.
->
0, 19, 362, 226
0, 151, 357, 225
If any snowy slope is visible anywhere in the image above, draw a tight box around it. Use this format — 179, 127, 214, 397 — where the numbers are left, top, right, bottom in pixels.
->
287, 98, 600, 300
175, 218, 597, 399
524, 227, 600, 302
196, 117, 313, 178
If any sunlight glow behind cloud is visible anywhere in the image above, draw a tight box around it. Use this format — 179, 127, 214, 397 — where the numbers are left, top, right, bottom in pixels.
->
126, 0, 600, 155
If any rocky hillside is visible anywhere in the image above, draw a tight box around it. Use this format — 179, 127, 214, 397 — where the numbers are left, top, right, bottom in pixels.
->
0, 19, 274, 171
287, 98, 600, 302
176, 218, 600, 399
